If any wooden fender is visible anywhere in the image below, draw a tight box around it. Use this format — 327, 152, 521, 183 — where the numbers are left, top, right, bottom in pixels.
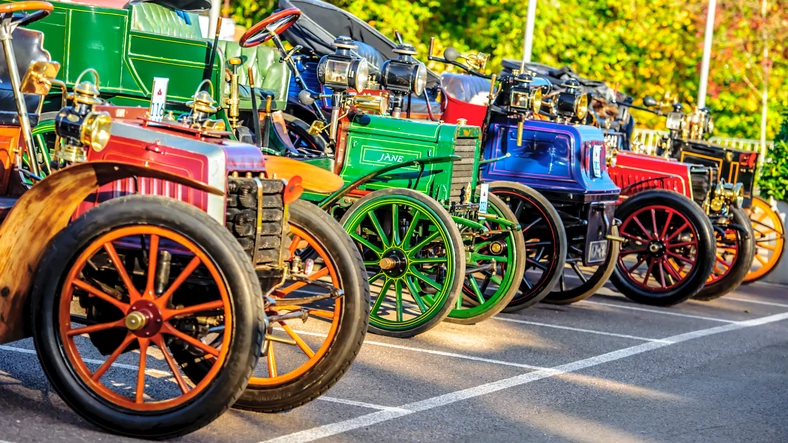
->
0, 161, 223, 344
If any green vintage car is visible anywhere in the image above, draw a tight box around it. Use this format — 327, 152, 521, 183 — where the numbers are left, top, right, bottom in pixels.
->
24, 0, 288, 125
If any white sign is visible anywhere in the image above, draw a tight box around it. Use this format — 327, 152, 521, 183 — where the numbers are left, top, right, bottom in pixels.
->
150, 77, 169, 122
479, 183, 489, 214
591, 144, 602, 178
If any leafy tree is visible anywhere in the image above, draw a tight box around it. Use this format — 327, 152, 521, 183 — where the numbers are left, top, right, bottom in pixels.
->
226, 0, 785, 141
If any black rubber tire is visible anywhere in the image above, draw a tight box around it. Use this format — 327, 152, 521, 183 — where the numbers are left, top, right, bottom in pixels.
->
234, 200, 369, 412
694, 208, 756, 301
446, 193, 526, 324
610, 190, 716, 306
543, 227, 621, 305
341, 188, 465, 338
30, 195, 264, 439
489, 182, 567, 312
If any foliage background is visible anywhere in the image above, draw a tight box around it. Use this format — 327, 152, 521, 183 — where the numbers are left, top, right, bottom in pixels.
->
227, 0, 787, 141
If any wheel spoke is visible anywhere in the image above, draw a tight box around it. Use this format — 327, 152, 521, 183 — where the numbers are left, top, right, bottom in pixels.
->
626, 256, 646, 273
266, 341, 277, 378
620, 248, 647, 256
135, 338, 149, 404
145, 234, 160, 296
657, 260, 667, 287
526, 257, 548, 271
162, 323, 220, 357
411, 257, 448, 264
67, 318, 126, 337
367, 210, 390, 247
155, 256, 202, 309
281, 323, 315, 358
288, 234, 303, 256
371, 278, 392, 316
666, 251, 695, 265
643, 260, 654, 286
407, 230, 441, 255
520, 216, 543, 234
164, 300, 224, 321
521, 274, 534, 290
411, 268, 441, 291
633, 215, 654, 240
666, 241, 696, 249
395, 280, 403, 322
151, 335, 191, 394
391, 204, 401, 246
72, 279, 129, 313
660, 210, 674, 240
664, 222, 689, 243
755, 254, 768, 264
103, 243, 140, 302
663, 258, 683, 281
401, 211, 423, 249
349, 231, 384, 256
91, 333, 136, 382
651, 208, 659, 239
466, 276, 485, 304
404, 276, 428, 313
571, 262, 588, 283
274, 268, 330, 297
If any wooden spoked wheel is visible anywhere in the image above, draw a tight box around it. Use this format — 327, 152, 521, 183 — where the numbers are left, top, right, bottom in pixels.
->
59, 226, 232, 410
744, 197, 785, 283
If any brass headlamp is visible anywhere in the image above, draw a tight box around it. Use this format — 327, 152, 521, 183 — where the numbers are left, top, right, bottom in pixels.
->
54, 68, 112, 163
555, 79, 588, 122
178, 80, 226, 132
709, 181, 744, 213
509, 70, 542, 114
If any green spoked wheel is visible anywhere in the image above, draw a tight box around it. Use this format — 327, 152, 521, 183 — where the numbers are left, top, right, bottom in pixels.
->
340, 188, 465, 338
447, 193, 526, 324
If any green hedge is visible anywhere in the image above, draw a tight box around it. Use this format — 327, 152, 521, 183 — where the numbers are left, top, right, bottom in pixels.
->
758, 114, 788, 202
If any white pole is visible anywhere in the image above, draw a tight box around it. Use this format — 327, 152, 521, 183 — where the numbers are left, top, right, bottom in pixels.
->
697, 0, 717, 108
760, 0, 768, 161
522, 0, 538, 66
208, 0, 221, 38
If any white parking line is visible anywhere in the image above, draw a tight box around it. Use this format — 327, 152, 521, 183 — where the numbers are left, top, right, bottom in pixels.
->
494, 317, 672, 343
278, 329, 548, 371
583, 301, 737, 323
318, 397, 410, 413
260, 311, 788, 443
724, 297, 788, 308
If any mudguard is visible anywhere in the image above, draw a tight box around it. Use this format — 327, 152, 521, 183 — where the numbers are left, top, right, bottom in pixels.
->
0, 161, 223, 344
262, 154, 344, 194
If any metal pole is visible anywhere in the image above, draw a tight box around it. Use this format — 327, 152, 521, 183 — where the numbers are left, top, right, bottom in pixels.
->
522, 0, 537, 66
759, 0, 768, 161
208, 0, 221, 38
697, 0, 717, 108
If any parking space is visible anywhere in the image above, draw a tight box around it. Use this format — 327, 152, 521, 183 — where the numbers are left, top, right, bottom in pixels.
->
1, 281, 787, 442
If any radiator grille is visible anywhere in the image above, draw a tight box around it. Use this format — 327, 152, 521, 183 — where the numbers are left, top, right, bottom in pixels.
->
450, 138, 479, 202
226, 177, 286, 268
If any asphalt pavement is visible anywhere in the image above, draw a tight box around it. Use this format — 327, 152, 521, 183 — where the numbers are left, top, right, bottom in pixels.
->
0, 281, 786, 443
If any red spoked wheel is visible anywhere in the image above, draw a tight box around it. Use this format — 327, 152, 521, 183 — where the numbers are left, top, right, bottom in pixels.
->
610, 190, 715, 306
694, 208, 755, 301
32, 196, 263, 438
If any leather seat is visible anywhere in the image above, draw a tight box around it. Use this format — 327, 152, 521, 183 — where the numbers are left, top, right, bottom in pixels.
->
217, 41, 289, 111
0, 28, 49, 126
441, 73, 492, 105
128, 1, 203, 39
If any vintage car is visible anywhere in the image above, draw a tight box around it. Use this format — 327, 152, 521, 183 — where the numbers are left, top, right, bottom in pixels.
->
22, 2, 529, 336
251, 25, 529, 335
0, 3, 269, 438
18, 1, 372, 417
501, 61, 758, 303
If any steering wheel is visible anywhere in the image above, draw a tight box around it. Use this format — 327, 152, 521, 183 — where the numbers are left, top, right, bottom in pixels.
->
0, 2, 54, 29
239, 8, 301, 48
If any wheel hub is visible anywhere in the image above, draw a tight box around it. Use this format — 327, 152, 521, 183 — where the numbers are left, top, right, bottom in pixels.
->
488, 241, 505, 255
380, 249, 408, 277
126, 300, 163, 337
648, 241, 665, 257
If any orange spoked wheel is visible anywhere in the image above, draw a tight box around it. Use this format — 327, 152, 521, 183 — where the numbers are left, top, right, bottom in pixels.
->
744, 196, 786, 283
31, 196, 263, 439
185, 201, 368, 413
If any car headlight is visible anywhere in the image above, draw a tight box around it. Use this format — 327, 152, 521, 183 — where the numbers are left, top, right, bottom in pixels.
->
81, 111, 112, 152
666, 111, 683, 130
414, 63, 427, 96
381, 43, 428, 95
575, 92, 588, 120
317, 36, 369, 92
